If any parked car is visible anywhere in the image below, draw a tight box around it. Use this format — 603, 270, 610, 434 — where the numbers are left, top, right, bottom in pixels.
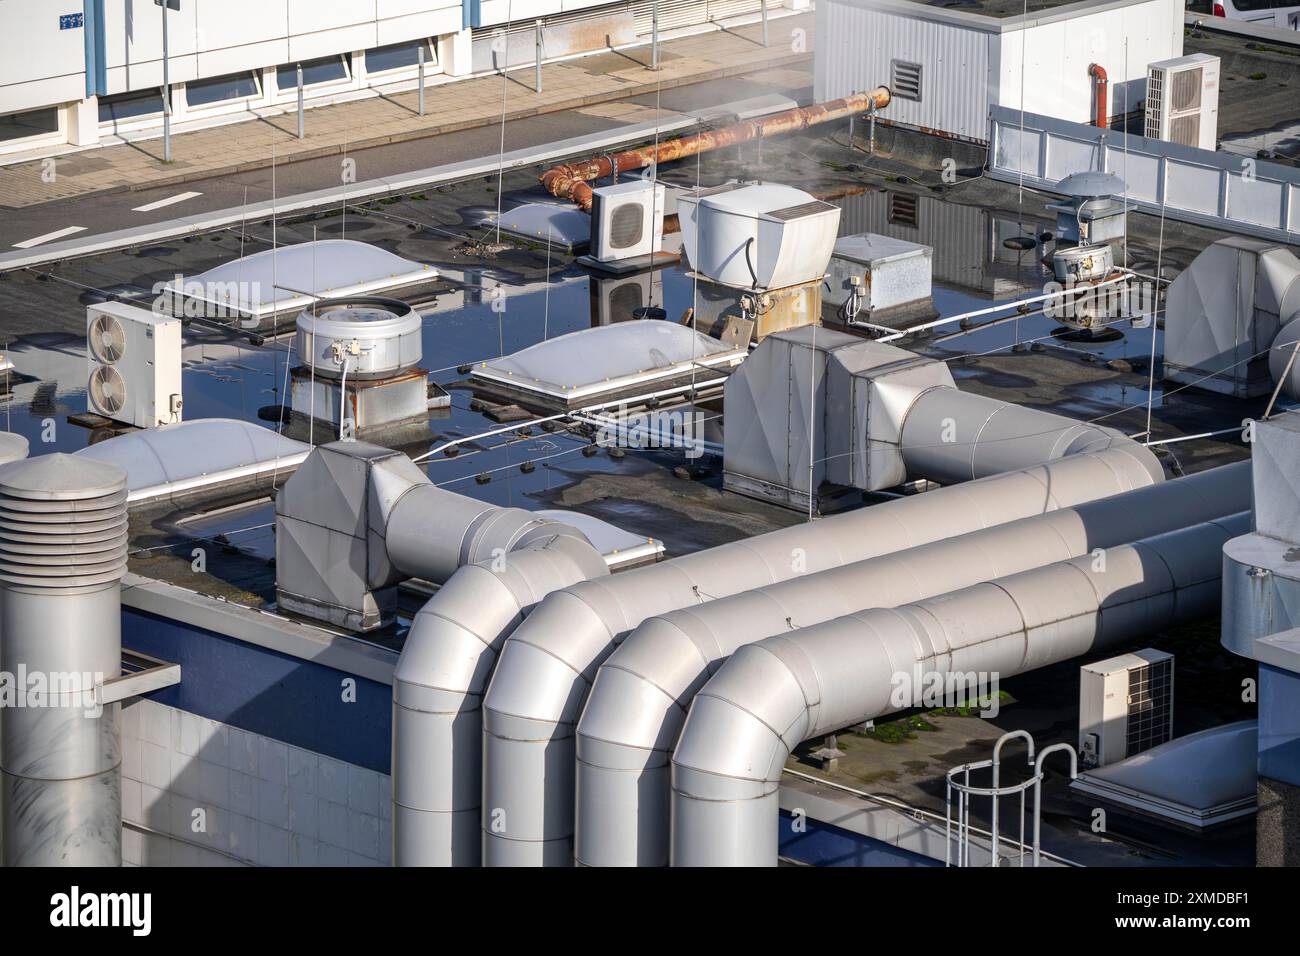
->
1189, 0, 1300, 29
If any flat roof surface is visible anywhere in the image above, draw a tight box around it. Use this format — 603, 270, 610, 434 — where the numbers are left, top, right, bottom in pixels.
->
833, 0, 1134, 20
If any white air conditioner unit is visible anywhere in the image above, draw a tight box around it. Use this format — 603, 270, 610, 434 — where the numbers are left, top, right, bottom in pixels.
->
1144, 53, 1219, 151
589, 271, 665, 325
590, 180, 665, 263
1078, 649, 1174, 769
86, 302, 183, 428
677, 182, 841, 291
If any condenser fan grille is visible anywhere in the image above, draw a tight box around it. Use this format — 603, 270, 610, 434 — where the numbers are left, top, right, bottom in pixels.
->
89, 313, 127, 364
89, 364, 126, 415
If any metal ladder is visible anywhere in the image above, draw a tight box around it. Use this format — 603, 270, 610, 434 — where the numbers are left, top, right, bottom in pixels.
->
945, 730, 1078, 867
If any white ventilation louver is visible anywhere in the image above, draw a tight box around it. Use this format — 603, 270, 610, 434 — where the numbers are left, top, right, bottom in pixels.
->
1078, 649, 1174, 769
1145, 54, 1219, 151
85, 302, 184, 428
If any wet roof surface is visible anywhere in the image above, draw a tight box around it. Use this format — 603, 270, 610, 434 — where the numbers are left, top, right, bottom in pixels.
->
0, 114, 1264, 624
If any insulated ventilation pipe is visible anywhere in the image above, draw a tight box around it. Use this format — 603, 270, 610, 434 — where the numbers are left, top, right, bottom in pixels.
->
475, 445, 1162, 866
574, 460, 1250, 866
0, 454, 128, 867
272, 441, 608, 868
669, 512, 1247, 866
479, 329, 1164, 867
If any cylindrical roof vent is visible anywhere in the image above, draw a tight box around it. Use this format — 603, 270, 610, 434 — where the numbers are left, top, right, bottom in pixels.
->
0, 453, 128, 866
295, 296, 422, 381
0, 454, 129, 593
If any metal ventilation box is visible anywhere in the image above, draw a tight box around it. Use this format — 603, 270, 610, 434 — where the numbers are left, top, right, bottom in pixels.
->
86, 302, 183, 428
1078, 649, 1174, 769
1144, 53, 1219, 151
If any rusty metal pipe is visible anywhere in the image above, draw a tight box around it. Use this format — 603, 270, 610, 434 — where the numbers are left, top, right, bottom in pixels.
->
540, 87, 892, 211
1089, 63, 1109, 129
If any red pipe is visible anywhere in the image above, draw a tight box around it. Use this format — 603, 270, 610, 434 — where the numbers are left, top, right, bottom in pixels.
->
1089, 63, 1108, 129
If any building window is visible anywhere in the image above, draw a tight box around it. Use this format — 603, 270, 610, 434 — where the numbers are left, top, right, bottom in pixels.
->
891, 59, 922, 102
276, 55, 351, 92
186, 71, 261, 108
0, 107, 59, 143
98, 89, 164, 123
365, 39, 432, 75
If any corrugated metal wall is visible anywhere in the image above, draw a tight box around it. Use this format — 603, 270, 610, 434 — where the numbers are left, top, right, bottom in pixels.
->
816, 0, 1182, 144
815, 0, 994, 143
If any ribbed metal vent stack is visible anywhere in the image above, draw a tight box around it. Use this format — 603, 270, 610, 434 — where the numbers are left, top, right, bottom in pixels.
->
0, 455, 129, 592
0, 454, 129, 866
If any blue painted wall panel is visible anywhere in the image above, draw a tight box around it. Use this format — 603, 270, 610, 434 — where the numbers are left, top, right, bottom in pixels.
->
122, 608, 391, 774
1260, 663, 1300, 789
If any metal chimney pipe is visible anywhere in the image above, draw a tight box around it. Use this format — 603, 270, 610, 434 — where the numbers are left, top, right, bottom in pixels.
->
0, 454, 129, 867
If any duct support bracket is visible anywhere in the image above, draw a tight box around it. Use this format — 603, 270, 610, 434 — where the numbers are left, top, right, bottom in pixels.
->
97, 649, 181, 706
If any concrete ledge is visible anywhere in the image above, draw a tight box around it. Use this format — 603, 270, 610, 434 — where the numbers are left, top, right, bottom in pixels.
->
120, 572, 397, 687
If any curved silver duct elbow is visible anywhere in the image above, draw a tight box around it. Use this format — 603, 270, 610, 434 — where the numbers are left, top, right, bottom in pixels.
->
392, 531, 607, 866
575, 461, 1250, 866
479, 445, 1163, 866
899, 386, 1163, 485
669, 512, 1249, 866
384, 480, 592, 585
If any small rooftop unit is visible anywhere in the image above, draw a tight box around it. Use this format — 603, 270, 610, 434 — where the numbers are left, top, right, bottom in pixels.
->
1045, 171, 1127, 246
289, 297, 432, 442
677, 183, 841, 291
823, 233, 935, 329
589, 180, 666, 264
1078, 649, 1174, 770
86, 302, 183, 429
1144, 53, 1219, 152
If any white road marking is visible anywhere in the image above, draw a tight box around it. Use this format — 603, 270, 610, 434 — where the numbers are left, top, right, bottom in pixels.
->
132, 191, 202, 213
12, 226, 87, 249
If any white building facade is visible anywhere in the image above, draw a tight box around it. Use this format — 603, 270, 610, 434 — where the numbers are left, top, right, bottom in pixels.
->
0, 0, 788, 156
815, 0, 1184, 143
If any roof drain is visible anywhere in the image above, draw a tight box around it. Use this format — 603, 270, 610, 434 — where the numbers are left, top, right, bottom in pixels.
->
670, 512, 1247, 866
0, 454, 129, 866
477, 445, 1162, 867
574, 460, 1250, 866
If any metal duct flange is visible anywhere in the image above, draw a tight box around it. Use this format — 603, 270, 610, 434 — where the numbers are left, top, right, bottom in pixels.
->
0, 455, 128, 593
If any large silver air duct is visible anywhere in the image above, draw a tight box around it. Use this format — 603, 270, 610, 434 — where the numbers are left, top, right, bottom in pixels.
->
271, 441, 608, 867
477, 445, 1162, 866
669, 512, 1247, 866
0, 454, 128, 867
575, 461, 1250, 866
392, 533, 606, 866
